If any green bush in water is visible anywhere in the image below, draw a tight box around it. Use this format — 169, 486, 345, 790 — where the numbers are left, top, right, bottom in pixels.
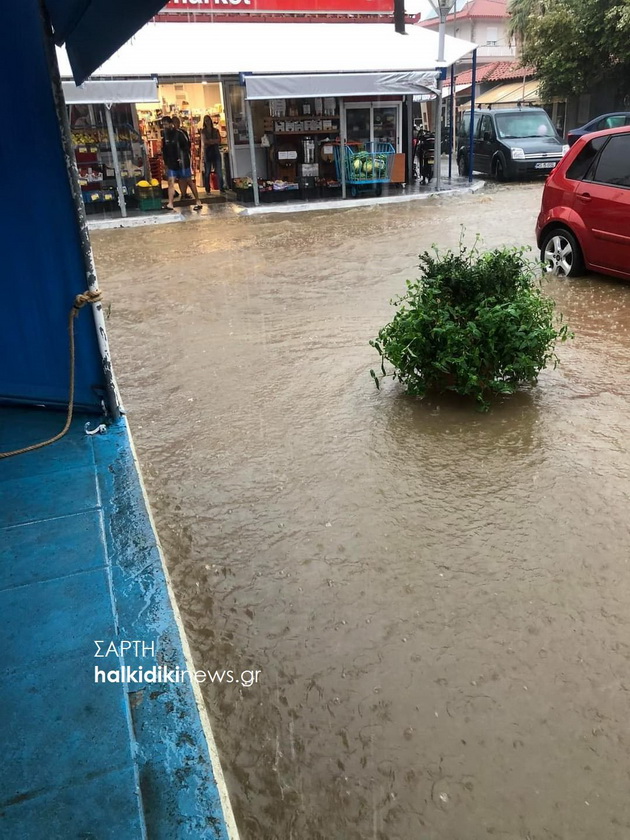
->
370, 242, 572, 410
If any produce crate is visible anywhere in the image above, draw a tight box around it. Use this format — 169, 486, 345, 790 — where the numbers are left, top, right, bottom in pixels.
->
300, 187, 319, 201
322, 184, 342, 198
234, 187, 254, 204
139, 196, 163, 211
261, 191, 291, 203
136, 184, 162, 211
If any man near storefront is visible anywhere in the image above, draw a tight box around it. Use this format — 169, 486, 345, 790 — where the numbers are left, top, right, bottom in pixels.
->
201, 114, 224, 193
161, 116, 202, 211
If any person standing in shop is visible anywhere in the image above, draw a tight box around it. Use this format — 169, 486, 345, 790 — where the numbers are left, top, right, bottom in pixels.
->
172, 116, 192, 199
201, 114, 224, 193
161, 116, 202, 211
172, 115, 190, 145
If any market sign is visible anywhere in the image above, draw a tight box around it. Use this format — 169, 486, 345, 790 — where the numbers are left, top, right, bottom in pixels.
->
162, 0, 394, 13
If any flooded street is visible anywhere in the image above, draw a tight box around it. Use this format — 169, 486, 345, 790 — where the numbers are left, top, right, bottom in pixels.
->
93, 184, 630, 840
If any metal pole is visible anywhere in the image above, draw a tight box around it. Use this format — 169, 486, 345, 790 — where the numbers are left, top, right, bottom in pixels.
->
468, 48, 477, 185
245, 98, 260, 207
43, 8, 120, 420
452, 0, 458, 164
435, 9, 447, 192
340, 100, 347, 200
434, 80, 443, 191
406, 94, 414, 184
438, 18, 446, 64
105, 105, 127, 218
448, 62, 455, 178
394, 0, 405, 34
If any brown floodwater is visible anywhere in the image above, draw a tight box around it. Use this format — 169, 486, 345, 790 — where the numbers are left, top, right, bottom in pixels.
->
92, 184, 630, 840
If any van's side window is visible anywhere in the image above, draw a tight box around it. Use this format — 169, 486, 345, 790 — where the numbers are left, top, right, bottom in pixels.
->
459, 114, 481, 138
565, 136, 607, 181
479, 115, 494, 139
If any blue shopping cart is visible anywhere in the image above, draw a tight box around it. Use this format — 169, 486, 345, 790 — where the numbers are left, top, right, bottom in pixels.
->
333, 142, 395, 197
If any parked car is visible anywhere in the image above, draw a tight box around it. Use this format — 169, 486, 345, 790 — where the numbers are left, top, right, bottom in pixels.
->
536, 126, 630, 279
566, 112, 630, 146
457, 107, 568, 181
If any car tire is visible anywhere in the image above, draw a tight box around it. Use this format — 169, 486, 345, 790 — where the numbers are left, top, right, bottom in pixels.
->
541, 227, 585, 277
458, 155, 469, 177
494, 155, 507, 182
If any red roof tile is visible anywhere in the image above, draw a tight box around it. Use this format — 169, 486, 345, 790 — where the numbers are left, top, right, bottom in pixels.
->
454, 61, 535, 85
420, 0, 508, 26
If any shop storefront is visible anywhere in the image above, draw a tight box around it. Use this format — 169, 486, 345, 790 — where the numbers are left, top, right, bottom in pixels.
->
63, 79, 159, 217
58, 20, 475, 213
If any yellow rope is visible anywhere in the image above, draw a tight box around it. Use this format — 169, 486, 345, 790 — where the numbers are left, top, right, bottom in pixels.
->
0, 289, 104, 460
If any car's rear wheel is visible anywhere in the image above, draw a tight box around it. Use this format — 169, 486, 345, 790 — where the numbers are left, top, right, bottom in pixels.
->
458, 155, 468, 177
541, 227, 585, 277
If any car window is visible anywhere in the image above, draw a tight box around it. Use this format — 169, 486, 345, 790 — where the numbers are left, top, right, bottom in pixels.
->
601, 115, 627, 129
459, 113, 481, 138
590, 133, 630, 186
566, 137, 608, 180
494, 111, 556, 139
478, 115, 493, 139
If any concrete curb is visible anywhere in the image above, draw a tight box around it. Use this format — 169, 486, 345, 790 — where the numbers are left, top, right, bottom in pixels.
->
236, 180, 486, 216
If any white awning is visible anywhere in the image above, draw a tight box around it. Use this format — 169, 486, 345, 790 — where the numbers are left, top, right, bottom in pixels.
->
413, 82, 469, 102
246, 71, 440, 100
56, 22, 476, 78
61, 79, 159, 104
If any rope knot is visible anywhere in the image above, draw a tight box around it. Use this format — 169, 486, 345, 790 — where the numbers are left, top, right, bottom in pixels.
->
73, 289, 103, 312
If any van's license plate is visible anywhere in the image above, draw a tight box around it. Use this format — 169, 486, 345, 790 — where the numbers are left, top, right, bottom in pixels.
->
535, 162, 556, 169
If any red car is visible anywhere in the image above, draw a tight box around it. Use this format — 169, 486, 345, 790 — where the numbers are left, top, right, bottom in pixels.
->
536, 125, 630, 279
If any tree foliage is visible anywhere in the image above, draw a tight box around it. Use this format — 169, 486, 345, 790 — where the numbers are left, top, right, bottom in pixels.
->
511, 0, 630, 99
370, 243, 571, 410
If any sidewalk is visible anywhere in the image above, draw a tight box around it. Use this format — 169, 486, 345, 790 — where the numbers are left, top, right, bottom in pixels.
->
86, 163, 482, 228
0, 408, 235, 839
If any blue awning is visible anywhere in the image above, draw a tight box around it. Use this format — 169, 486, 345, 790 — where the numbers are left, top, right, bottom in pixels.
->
44, 0, 167, 84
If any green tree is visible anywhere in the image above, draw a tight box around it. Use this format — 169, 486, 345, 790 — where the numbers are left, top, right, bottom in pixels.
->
507, 0, 544, 48
516, 0, 630, 99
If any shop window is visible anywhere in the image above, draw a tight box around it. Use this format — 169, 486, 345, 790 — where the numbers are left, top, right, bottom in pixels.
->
228, 85, 266, 145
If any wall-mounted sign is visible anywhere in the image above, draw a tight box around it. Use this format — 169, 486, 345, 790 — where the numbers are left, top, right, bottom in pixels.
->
162, 0, 394, 13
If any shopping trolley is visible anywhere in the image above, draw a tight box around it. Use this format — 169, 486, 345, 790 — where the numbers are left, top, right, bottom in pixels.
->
333, 142, 395, 197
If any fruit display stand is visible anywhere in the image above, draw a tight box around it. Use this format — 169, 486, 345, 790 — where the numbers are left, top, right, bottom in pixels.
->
231, 178, 301, 204
71, 124, 147, 213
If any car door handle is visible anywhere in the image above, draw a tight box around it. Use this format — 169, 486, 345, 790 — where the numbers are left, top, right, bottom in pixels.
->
577, 192, 592, 202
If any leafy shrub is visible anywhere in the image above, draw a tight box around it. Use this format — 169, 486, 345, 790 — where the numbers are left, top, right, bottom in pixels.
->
370, 242, 571, 410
